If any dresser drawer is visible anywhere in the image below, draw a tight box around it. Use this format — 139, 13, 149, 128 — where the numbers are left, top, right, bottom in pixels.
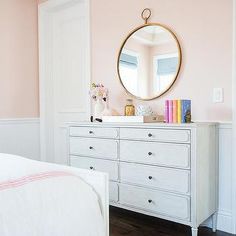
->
70, 156, 119, 181
120, 162, 190, 194
70, 126, 119, 139
110, 182, 119, 203
120, 140, 190, 169
70, 137, 118, 160
120, 128, 190, 143
119, 184, 190, 221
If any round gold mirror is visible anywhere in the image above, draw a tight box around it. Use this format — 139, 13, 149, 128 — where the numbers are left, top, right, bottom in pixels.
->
117, 9, 182, 100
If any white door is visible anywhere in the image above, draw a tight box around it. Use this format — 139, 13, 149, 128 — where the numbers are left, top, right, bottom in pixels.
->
39, 0, 90, 164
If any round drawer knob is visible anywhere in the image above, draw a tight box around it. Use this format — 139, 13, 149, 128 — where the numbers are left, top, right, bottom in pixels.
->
148, 133, 153, 137
148, 199, 152, 203
148, 152, 152, 156
89, 131, 93, 134
89, 146, 93, 150
148, 176, 153, 180
90, 166, 94, 170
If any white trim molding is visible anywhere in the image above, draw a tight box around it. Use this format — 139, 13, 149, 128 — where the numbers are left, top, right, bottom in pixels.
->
217, 123, 233, 233
0, 118, 40, 160
201, 123, 233, 234
38, 0, 91, 163
0, 118, 39, 125
217, 210, 233, 234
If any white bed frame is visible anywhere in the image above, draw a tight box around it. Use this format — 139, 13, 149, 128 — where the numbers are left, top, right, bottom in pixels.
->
69, 167, 109, 236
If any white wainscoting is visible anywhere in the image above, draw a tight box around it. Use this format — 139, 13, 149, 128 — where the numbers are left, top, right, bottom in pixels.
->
202, 123, 233, 233
217, 123, 233, 233
0, 118, 232, 233
0, 118, 40, 160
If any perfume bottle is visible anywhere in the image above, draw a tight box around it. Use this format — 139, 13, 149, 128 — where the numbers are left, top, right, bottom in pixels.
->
125, 99, 135, 116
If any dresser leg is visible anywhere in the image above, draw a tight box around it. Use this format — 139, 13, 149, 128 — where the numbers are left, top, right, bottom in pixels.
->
191, 227, 198, 236
212, 213, 217, 232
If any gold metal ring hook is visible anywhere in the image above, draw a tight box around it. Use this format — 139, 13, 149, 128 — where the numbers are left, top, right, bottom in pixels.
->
141, 8, 151, 24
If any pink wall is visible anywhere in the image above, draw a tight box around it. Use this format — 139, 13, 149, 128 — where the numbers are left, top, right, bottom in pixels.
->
4, 0, 232, 121
0, 0, 39, 118
91, 0, 233, 121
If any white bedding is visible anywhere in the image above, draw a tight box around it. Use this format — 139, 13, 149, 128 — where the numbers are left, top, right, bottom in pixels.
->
0, 154, 106, 236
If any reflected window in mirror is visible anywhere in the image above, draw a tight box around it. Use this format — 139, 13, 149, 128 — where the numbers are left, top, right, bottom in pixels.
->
153, 53, 178, 92
119, 50, 139, 95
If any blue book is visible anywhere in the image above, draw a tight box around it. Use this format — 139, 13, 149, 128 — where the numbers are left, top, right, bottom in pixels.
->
181, 100, 191, 123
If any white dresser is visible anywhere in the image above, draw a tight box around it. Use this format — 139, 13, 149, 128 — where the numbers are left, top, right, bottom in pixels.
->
68, 122, 218, 236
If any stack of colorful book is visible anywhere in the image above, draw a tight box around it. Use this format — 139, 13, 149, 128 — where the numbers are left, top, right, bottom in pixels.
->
165, 100, 191, 123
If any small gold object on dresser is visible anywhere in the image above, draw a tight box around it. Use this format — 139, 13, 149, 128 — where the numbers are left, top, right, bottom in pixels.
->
125, 99, 135, 116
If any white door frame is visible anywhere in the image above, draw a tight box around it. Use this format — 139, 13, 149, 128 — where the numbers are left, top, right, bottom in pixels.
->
232, 1, 236, 234
38, 0, 91, 162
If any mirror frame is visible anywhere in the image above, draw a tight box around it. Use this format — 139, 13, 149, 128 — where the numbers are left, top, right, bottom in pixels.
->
117, 23, 182, 101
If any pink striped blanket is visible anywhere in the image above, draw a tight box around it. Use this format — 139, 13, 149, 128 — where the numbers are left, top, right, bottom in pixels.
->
0, 154, 105, 236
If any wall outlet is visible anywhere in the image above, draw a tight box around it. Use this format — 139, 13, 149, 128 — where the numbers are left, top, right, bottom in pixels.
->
213, 88, 224, 103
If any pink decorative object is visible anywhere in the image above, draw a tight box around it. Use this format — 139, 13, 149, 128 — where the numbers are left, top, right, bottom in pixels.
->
89, 83, 108, 102
165, 100, 169, 123
168, 100, 173, 123
89, 83, 108, 118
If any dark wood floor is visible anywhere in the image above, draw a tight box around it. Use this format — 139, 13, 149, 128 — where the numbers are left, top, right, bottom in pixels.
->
110, 207, 232, 236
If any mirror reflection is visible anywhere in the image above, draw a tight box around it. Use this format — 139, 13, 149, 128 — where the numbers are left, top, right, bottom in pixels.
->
118, 25, 181, 100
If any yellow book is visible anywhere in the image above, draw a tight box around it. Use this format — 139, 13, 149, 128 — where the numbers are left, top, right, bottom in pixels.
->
177, 100, 182, 123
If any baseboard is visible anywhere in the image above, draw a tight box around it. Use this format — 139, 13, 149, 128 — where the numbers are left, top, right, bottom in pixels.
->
202, 210, 233, 234
217, 210, 233, 233
0, 118, 40, 160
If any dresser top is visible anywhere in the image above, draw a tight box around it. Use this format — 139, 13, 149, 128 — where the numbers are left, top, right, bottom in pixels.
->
67, 121, 218, 129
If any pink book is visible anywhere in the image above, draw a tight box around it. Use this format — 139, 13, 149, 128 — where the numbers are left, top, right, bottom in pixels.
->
165, 100, 169, 123
168, 100, 173, 123
173, 100, 177, 123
